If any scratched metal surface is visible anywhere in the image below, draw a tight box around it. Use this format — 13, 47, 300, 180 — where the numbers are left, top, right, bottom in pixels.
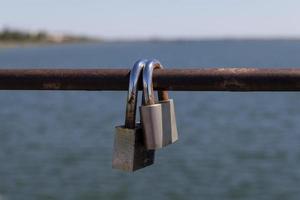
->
0, 41, 300, 200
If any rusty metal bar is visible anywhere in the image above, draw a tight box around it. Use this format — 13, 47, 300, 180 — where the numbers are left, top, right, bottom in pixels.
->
0, 68, 299, 91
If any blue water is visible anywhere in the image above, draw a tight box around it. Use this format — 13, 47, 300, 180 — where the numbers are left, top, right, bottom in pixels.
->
0, 41, 300, 200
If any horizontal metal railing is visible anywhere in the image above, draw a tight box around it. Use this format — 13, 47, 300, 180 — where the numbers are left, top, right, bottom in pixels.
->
0, 68, 299, 91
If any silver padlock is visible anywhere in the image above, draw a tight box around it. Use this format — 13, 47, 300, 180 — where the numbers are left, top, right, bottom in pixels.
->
159, 93, 179, 147
112, 59, 155, 172
141, 59, 178, 149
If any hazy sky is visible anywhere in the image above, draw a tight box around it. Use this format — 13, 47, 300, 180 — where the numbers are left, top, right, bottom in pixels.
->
0, 0, 299, 39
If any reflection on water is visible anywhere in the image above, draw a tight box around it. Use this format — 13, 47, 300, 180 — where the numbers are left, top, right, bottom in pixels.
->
0, 41, 300, 200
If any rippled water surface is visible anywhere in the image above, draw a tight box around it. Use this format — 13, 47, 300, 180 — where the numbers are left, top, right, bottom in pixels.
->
0, 41, 300, 200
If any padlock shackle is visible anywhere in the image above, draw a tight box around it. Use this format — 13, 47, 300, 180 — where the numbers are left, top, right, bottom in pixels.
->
143, 59, 169, 105
125, 59, 147, 129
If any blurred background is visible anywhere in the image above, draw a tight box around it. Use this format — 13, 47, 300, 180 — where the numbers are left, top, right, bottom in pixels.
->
1, 1, 300, 200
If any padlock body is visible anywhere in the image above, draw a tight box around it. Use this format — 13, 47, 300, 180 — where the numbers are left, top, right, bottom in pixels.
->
112, 124, 155, 172
140, 104, 163, 150
159, 99, 178, 146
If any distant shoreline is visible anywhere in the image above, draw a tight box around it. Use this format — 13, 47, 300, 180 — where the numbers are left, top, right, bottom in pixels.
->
0, 40, 99, 49
1, 28, 300, 49
2, 38, 300, 49
0, 28, 100, 48
106, 37, 300, 42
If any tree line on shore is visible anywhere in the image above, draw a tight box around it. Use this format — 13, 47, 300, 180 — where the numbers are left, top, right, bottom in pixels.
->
0, 28, 97, 43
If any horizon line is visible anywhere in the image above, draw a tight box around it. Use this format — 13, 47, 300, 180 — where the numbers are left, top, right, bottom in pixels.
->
1, 26, 300, 41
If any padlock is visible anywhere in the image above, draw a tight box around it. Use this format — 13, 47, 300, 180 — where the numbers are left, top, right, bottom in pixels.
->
141, 59, 178, 149
112, 59, 155, 172
159, 93, 179, 146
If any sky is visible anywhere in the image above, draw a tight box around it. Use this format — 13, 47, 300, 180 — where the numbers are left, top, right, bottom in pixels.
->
0, 0, 299, 39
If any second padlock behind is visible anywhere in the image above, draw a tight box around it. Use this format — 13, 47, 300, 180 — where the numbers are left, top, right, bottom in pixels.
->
140, 59, 178, 150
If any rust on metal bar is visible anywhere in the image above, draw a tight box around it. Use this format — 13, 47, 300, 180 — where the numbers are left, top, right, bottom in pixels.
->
0, 68, 299, 91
